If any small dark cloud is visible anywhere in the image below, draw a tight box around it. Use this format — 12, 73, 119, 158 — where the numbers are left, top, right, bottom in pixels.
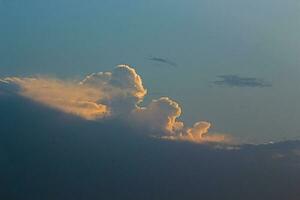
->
214, 75, 272, 88
149, 57, 177, 67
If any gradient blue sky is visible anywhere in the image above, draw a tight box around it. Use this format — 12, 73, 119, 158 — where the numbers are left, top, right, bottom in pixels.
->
1, 0, 300, 142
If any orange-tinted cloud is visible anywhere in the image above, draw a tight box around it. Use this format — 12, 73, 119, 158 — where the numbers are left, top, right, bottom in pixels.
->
131, 97, 184, 134
80, 64, 147, 116
2, 77, 108, 120
0, 65, 230, 143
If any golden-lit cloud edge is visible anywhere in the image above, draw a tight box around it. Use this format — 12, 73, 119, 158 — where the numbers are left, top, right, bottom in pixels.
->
0, 64, 231, 144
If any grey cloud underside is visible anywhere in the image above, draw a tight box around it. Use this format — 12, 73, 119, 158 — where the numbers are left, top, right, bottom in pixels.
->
1, 91, 300, 200
214, 75, 272, 88
149, 57, 178, 67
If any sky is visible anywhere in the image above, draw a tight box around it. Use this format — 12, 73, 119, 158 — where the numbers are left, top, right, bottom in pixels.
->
1, 1, 300, 199
1, 0, 300, 142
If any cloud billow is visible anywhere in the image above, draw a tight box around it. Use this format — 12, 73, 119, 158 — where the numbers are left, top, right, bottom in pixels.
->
0, 65, 228, 143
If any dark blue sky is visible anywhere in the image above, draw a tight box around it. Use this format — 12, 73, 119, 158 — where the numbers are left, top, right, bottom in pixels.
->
1, 92, 300, 200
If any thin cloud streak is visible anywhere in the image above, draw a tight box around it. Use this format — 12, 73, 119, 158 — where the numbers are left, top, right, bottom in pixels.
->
214, 75, 272, 88
149, 57, 178, 67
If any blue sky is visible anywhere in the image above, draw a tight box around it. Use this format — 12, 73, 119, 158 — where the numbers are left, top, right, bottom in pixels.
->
1, 0, 300, 142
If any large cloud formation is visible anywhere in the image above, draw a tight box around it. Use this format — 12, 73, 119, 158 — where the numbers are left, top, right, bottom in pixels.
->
0, 65, 228, 143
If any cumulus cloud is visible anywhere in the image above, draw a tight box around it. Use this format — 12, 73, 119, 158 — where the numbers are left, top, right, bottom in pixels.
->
80, 64, 147, 116
131, 97, 183, 134
162, 121, 230, 144
0, 64, 229, 143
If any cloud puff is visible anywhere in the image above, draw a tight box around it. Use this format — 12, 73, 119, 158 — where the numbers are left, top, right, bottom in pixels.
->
130, 97, 228, 143
0, 64, 229, 143
162, 121, 230, 144
131, 97, 184, 134
80, 64, 147, 116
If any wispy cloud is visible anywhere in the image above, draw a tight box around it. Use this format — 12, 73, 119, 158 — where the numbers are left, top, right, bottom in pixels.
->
214, 75, 272, 88
1, 77, 109, 120
149, 57, 178, 67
